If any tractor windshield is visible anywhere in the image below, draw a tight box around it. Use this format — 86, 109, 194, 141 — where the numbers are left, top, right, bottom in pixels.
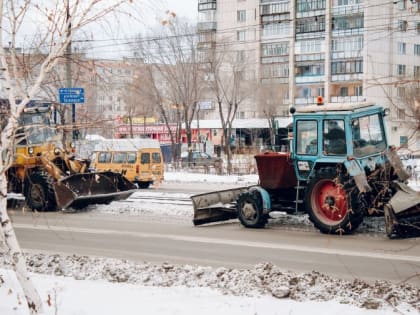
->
351, 113, 387, 157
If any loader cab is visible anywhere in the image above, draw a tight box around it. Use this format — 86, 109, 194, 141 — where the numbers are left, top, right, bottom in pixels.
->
13, 102, 64, 166
291, 102, 389, 181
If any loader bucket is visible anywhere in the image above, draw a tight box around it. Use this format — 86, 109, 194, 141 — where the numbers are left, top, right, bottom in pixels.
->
384, 182, 420, 238
191, 187, 250, 225
53, 171, 137, 210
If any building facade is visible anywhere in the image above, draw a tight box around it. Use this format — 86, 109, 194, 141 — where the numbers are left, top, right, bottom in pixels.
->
197, 0, 420, 150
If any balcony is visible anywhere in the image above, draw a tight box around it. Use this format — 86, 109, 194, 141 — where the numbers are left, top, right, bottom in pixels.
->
331, 73, 363, 82
260, 2, 290, 16
331, 50, 362, 59
197, 22, 217, 32
294, 97, 318, 105
330, 96, 365, 103
198, 0, 216, 11
295, 75, 325, 84
296, 0, 325, 18
295, 53, 324, 62
332, 4, 363, 16
197, 41, 216, 50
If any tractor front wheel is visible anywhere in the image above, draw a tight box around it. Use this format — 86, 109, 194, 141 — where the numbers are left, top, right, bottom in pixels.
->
237, 191, 267, 228
305, 167, 364, 235
23, 170, 58, 211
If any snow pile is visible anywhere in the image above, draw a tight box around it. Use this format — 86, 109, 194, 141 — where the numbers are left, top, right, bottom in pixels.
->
1, 253, 418, 313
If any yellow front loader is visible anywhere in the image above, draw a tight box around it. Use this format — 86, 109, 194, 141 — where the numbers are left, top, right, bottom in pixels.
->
4, 101, 136, 211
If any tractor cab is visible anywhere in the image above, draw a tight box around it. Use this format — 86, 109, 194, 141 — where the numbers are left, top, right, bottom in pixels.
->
291, 102, 389, 181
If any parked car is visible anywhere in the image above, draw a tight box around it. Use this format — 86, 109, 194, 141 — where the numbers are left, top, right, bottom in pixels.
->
180, 151, 222, 169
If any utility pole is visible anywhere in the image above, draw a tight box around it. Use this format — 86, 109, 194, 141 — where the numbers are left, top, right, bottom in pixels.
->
65, 1, 74, 144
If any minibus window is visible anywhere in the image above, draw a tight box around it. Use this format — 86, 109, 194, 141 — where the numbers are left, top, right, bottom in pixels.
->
127, 153, 136, 163
141, 153, 150, 164
113, 152, 127, 163
98, 152, 111, 163
152, 152, 161, 163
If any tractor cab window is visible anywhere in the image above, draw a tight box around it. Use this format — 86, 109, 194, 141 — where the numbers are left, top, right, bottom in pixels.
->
296, 120, 318, 155
324, 120, 346, 155
352, 114, 386, 157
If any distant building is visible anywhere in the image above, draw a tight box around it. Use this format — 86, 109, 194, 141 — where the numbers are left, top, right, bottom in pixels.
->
197, 0, 420, 150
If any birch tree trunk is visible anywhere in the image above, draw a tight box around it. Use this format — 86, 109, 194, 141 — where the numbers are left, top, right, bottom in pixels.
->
0, 174, 44, 314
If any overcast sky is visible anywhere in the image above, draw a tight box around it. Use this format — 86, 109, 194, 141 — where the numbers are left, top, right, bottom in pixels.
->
164, 0, 197, 21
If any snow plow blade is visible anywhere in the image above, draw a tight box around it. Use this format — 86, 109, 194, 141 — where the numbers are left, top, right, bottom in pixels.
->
191, 187, 250, 225
53, 171, 137, 209
384, 182, 420, 239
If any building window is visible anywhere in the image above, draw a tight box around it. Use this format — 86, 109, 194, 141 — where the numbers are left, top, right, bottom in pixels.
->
400, 135, 408, 148
296, 16, 325, 33
296, 64, 325, 76
237, 10, 246, 22
414, 66, 420, 78
398, 20, 408, 31
237, 50, 245, 62
398, 109, 406, 120
332, 15, 363, 31
414, 44, 420, 56
262, 22, 290, 37
331, 60, 363, 74
397, 0, 406, 10
398, 42, 406, 54
397, 87, 406, 97
339, 87, 348, 97
261, 2, 290, 15
237, 30, 246, 41
317, 87, 325, 97
296, 0, 326, 12
355, 85, 363, 96
331, 36, 363, 52
303, 87, 312, 98
261, 42, 289, 56
397, 64, 406, 75
416, 22, 420, 34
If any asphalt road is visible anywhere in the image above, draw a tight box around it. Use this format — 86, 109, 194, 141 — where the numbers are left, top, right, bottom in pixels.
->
9, 207, 420, 286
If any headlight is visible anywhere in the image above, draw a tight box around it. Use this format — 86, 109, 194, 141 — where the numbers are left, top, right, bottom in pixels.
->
28, 147, 34, 155
54, 148, 60, 155
70, 142, 75, 148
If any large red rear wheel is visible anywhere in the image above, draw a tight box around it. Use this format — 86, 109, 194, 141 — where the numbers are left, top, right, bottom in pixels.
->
305, 167, 364, 234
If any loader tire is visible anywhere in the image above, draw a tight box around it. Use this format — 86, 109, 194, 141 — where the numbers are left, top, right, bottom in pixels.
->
237, 191, 267, 228
305, 167, 364, 235
24, 170, 57, 211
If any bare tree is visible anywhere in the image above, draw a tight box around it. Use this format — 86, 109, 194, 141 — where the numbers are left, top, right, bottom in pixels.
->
384, 81, 420, 151
122, 71, 158, 138
257, 82, 289, 150
203, 42, 254, 173
0, 1, 136, 313
134, 13, 203, 164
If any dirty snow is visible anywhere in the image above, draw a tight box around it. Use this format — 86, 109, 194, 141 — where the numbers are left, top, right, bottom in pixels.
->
1, 171, 419, 315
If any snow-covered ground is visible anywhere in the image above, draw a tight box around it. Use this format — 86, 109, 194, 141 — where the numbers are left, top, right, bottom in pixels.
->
1, 171, 419, 315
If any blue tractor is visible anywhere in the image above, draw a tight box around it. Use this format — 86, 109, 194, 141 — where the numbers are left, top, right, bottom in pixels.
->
192, 102, 420, 238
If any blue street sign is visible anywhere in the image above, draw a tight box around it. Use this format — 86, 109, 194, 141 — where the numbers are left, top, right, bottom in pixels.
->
59, 87, 85, 104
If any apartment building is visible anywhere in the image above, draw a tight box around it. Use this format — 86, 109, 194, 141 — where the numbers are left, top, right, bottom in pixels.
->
197, 0, 420, 150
